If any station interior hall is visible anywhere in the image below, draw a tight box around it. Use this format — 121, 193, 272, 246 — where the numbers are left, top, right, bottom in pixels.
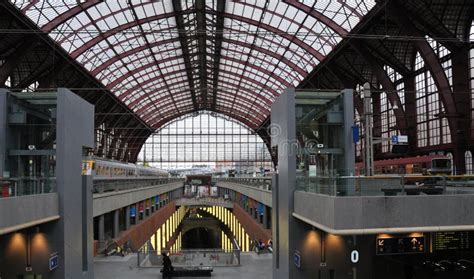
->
1, 0, 474, 278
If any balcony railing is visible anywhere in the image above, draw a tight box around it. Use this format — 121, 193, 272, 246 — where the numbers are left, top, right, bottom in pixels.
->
137, 249, 241, 268
296, 175, 474, 197
93, 177, 184, 193
0, 177, 56, 198
216, 177, 272, 191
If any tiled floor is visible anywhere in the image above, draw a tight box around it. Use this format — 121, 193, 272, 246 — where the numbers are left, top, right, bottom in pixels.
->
94, 252, 272, 279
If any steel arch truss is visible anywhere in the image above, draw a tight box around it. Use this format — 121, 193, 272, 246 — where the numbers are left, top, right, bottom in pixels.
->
12, 0, 375, 130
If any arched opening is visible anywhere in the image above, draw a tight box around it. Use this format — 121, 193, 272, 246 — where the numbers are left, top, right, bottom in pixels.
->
446, 152, 454, 174
182, 227, 220, 249
137, 111, 273, 175
465, 151, 473, 174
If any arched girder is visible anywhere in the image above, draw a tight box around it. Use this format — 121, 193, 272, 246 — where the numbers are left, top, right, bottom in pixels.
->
41, 0, 101, 32
107, 54, 290, 102
210, 11, 325, 62
234, 1, 337, 48
122, 66, 280, 114
149, 109, 263, 133
91, 39, 180, 76
89, 33, 308, 81
122, 66, 276, 108
136, 85, 271, 121
146, 100, 267, 128
127, 70, 275, 113
69, 11, 186, 59
68, 8, 324, 64
282, 0, 349, 36
350, 41, 407, 133
55, 1, 173, 46
148, 106, 264, 130
387, 1, 458, 136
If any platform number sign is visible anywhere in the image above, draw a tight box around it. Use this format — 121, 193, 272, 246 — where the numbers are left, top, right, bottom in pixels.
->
49, 254, 59, 271
294, 250, 301, 268
351, 250, 359, 264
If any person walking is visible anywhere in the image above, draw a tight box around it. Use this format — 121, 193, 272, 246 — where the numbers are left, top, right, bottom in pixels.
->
162, 252, 174, 278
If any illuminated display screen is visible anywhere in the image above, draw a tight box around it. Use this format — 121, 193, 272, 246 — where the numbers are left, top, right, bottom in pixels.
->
432, 232, 474, 251
376, 236, 425, 255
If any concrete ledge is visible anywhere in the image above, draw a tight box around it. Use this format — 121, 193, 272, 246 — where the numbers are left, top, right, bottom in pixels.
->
217, 182, 272, 207
294, 191, 474, 234
0, 193, 59, 235
93, 182, 183, 217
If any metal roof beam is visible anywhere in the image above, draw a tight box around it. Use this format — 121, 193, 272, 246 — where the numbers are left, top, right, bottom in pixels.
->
172, 0, 199, 111
196, 0, 208, 107
211, 0, 226, 110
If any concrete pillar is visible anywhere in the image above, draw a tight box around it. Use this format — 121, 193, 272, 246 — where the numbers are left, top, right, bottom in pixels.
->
113, 209, 120, 238
125, 205, 130, 230
263, 206, 270, 229
135, 203, 140, 224
98, 215, 105, 248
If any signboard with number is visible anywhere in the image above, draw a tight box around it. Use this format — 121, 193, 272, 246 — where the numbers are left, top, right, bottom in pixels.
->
432, 232, 474, 251
49, 254, 59, 271
376, 236, 425, 255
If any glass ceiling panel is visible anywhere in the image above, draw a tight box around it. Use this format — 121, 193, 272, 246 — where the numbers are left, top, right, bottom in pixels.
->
12, 0, 375, 129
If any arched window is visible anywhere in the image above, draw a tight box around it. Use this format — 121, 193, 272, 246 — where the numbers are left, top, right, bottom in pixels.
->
446, 152, 454, 175
138, 111, 272, 172
465, 151, 473, 174
414, 44, 452, 148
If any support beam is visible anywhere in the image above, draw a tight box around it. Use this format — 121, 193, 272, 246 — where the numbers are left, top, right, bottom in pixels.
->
0, 37, 37, 86
387, 0, 458, 138
211, 0, 226, 109
350, 41, 407, 133
113, 209, 120, 238
172, 0, 199, 111
196, 0, 208, 107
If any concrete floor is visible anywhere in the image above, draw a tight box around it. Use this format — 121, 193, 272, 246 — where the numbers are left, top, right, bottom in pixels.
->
94, 252, 272, 279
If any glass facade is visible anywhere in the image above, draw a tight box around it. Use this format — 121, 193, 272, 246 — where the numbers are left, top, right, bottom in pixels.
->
138, 111, 272, 171
414, 37, 452, 148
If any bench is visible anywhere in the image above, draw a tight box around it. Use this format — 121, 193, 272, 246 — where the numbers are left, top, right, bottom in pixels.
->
161, 266, 213, 277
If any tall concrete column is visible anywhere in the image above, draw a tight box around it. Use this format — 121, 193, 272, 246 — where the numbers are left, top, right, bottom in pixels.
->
262, 206, 268, 228
113, 209, 120, 238
125, 205, 130, 230
135, 203, 140, 224
98, 215, 105, 248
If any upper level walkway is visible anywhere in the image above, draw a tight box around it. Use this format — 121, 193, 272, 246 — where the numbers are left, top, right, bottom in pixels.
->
0, 177, 184, 235
176, 197, 233, 208
215, 177, 272, 207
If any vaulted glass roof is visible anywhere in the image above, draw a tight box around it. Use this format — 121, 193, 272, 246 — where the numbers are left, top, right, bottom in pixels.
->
11, 0, 376, 129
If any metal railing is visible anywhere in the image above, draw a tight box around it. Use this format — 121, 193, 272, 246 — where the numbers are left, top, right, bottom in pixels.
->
137, 249, 241, 268
296, 175, 474, 197
93, 177, 184, 193
1, 177, 56, 198
216, 177, 272, 191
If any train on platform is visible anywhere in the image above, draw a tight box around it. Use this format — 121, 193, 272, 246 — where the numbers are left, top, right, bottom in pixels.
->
355, 155, 452, 176
81, 157, 169, 177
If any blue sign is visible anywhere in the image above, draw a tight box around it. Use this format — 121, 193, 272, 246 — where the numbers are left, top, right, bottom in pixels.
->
130, 207, 136, 217
49, 254, 59, 271
258, 203, 264, 216
155, 195, 160, 205
391, 135, 398, 144
294, 251, 301, 268
352, 125, 360, 143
